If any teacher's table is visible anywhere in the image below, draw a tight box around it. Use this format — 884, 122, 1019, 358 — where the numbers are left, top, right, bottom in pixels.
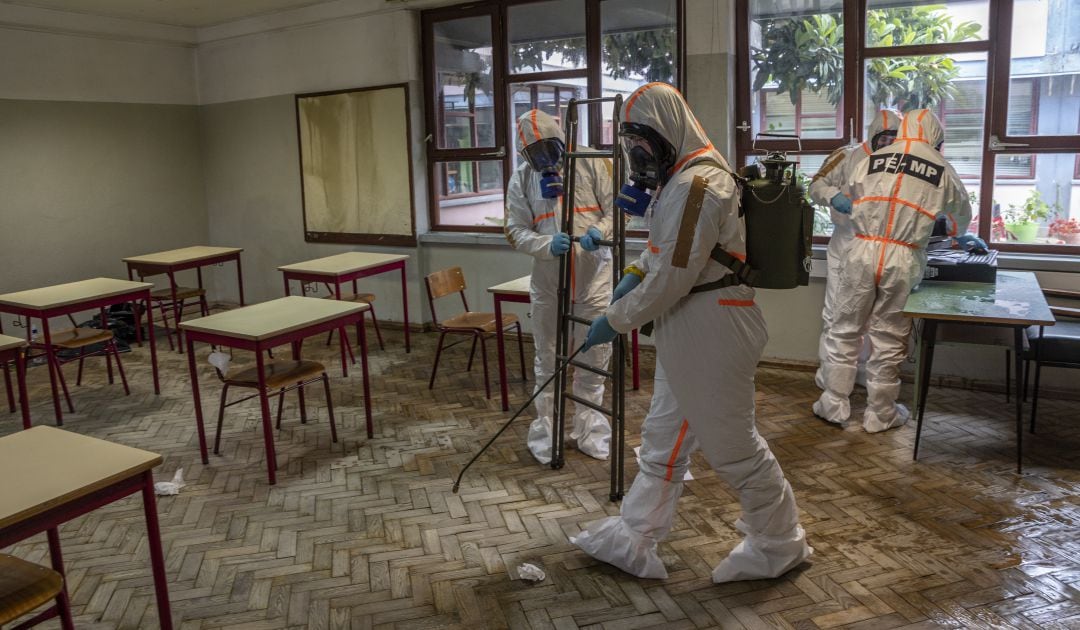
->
179, 296, 372, 485
903, 270, 1055, 472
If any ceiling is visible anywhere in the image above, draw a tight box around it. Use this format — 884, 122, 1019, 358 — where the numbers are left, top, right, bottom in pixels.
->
0, 0, 358, 28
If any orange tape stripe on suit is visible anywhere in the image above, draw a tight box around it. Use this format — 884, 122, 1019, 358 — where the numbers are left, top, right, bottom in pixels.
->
856, 233, 918, 249
854, 196, 936, 220
665, 420, 690, 481
717, 299, 756, 307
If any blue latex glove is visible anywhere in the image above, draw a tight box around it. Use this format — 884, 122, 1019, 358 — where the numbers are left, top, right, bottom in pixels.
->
579, 226, 603, 252
831, 192, 853, 215
955, 234, 987, 251
549, 232, 571, 256
583, 315, 618, 350
612, 273, 642, 303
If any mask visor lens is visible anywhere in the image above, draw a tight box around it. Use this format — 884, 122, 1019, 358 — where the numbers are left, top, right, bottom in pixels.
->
522, 139, 564, 171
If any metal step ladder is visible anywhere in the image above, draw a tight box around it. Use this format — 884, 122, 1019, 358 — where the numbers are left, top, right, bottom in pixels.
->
551, 95, 628, 502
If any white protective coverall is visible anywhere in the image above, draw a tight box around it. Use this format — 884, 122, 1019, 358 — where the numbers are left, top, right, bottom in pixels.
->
811, 110, 903, 390
815, 109, 971, 432
570, 83, 811, 582
504, 109, 615, 463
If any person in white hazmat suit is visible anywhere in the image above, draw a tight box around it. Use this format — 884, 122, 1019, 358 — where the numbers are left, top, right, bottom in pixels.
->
504, 109, 615, 464
570, 83, 812, 582
811, 110, 902, 391
814, 108, 981, 432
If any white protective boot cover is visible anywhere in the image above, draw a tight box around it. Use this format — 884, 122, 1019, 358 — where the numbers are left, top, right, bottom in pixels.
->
813, 362, 857, 424
571, 472, 682, 579
863, 379, 910, 433
712, 480, 813, 583
526, 415, 553, 465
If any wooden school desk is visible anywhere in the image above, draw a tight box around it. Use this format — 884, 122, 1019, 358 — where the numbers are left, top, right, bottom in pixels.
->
903, 271, 1055, 472
123, 246, 245, 351
179, 296, 372, 485
0, 334, 30, 429
0, 278, 160, 424
487, 275, 641, 412
279, 252, 411, 353
0, 426, 172, 629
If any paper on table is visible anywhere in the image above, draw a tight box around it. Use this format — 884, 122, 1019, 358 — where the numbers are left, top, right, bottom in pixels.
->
634, 446, 693, 481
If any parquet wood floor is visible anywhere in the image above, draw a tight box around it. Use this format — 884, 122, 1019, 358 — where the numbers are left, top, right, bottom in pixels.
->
2, 325, 1078, 629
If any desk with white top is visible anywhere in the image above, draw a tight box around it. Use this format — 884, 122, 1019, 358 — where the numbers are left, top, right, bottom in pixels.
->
0, 278, 160, 424
0, 426, 171, 629
279, 252, 411, 353
180, 296, 372, 485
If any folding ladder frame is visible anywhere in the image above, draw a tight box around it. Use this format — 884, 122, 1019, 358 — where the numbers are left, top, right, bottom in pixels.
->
551, 95, 627, 502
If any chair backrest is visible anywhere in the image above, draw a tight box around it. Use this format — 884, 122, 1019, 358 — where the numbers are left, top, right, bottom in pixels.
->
425, 267, 469, 327
1043, 288, 1080, 320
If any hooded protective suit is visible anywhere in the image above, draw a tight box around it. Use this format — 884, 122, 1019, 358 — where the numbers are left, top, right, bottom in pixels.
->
810, 110, 903, 389
505, 109, 614, 463
815, 109, 972, 432
570, 83, 811, 582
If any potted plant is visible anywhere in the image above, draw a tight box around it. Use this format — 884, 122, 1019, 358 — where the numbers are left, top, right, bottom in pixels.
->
1001, 190, 1055, 243
1049, 217, 1080, 245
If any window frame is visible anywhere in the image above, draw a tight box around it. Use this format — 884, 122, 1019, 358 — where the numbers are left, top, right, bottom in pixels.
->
422, 0, 685, 233
735, 0, 1080, 254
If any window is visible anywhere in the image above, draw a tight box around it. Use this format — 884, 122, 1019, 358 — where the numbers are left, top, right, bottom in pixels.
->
423, 0, 683, 231
736, 0, 1080, 252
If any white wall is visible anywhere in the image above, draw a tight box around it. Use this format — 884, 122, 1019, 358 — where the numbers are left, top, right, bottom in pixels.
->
0, 7, 207, 335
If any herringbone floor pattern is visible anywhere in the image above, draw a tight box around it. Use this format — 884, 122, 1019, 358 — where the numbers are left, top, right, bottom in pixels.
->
3, 325, 1078, 629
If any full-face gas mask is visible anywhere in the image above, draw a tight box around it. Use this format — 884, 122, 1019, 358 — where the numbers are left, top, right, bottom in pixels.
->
521, 137, 566, 199
871, 130, 897, 151
615, 122, 677, 216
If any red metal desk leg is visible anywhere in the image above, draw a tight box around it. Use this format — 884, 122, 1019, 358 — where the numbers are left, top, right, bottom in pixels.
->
495, 295, 509, 412
357, 315, 373, 438
141, 470, 174, 630
333, 282, 352, 376
17, 347, 31, 429
45, 528, 75, 630
146, 294, 160, 394
254, 348, 278, 484
187, 336, 210, 465
167, 270, 184, 354
283, 274, 291, 296
400, 262, 410, 353
631, 329, 640, 390
40, 319, 64, 425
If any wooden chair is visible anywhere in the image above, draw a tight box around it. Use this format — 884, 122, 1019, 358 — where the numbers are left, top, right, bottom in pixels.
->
316, 282, 386, 352
1023, 288, 1080, 433
425, 267, 525, 399
208, 352, 337, 454
147, 284, 210, 351
0, 554, 74, 629
29, 314, 129, 416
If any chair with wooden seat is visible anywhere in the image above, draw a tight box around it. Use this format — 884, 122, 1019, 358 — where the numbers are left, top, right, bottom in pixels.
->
0, 554, 74, 629
314, 282, 385, 352
147, 284, 210, 351
1023, 288, 1080, 433
29, 314, 129, 417
207, 352, 337, 454
425, 267, 525, 399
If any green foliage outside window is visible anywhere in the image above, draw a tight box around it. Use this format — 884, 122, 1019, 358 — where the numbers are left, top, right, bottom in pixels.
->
752, 6, 981, 112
